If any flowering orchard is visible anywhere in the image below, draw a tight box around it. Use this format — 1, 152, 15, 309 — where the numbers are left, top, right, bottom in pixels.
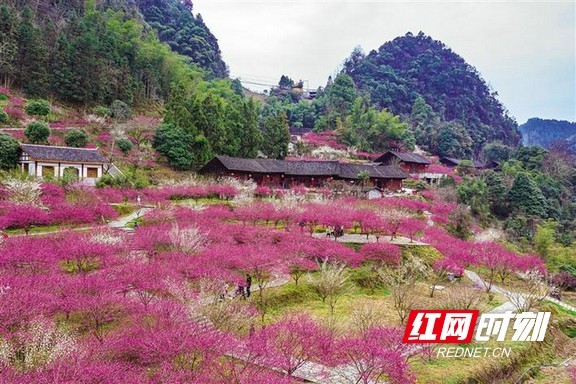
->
0, 181, 551, 383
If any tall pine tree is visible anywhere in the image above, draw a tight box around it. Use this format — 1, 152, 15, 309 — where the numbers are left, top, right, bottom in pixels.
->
262, 112, 290, 159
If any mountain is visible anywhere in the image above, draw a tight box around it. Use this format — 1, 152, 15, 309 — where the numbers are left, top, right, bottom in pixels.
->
343, 32, 520, 154
0, 0, 226, 105
519, 118, 576, 152
135, 0, 228, 78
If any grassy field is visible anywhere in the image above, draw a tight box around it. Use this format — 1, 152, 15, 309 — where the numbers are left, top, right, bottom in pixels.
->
251, 267, 576, 383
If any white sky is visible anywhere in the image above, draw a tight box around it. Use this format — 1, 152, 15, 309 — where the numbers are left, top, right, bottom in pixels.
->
193, 1, 575, 124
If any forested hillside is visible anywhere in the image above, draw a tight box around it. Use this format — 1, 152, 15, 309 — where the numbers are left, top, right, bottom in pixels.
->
259, 73, 416, 154
135, 0, 227, 78
0, 0, 225, 105
343, 32, 520, 156
0, 0, 292, 169
519, 118, 576, 153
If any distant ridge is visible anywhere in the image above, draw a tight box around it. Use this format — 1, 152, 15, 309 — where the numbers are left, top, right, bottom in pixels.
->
519, 118, 576, 152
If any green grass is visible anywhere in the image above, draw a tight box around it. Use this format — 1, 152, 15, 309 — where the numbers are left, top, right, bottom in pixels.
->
112, 203, 138, 216
544, 302, 576, 317
172, 197, 233, 205
5, 223, 67, 235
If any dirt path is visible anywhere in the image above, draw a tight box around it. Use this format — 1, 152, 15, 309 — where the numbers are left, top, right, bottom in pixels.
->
108, 206, 152, 230
7, 206, 152, 237
312, 232, 429, 246
464, 269, 576, 313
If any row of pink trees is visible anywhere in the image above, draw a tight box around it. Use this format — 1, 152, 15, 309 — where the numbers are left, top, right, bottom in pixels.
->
0, 234, 417, 383
424, 226, 547, 293
1, 190, 548, 383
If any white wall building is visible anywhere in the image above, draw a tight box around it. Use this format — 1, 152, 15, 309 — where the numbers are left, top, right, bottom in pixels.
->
18, 144, 109, 184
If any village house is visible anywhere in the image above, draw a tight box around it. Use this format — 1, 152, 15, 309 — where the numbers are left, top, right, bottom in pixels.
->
18, 144, 109, 184
374, 151, 431, 173
439, 157, 498, 170
199, 156, 410, 191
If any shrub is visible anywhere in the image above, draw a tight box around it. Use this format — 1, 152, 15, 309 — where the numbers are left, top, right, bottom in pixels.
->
0, 110, 8, 124
96, 174, 130, 188
110, 100, 132, 122
24, 99, 51, 117
133, 175, 149, 189
0, 133, 19, 168
64, 130, 88, 148
115, 138, 133, 153
402, 179, 428, 191
25, 121, 50, 144
92, 106, 110, 117
349, 266, 385, 294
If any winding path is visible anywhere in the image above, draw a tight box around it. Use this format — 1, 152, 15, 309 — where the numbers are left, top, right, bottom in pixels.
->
464, 270, 576, 314
108, 206, 152, 230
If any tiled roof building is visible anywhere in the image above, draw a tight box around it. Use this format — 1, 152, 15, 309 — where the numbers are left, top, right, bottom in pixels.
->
199, 156, 410, 190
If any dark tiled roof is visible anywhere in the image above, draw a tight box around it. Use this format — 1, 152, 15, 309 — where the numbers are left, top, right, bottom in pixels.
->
440, 157, 461, 166
440, 157, 488, 168
283, 160, 340, 176
213, 156, 277, 173
375, 151, 431, 165
203, 156, 409, 179
255, 158, 287, 173
20, 144, 107, 163
339, 164, 410, 179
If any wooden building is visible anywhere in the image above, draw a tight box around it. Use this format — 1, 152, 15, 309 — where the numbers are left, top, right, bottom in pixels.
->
439, 157, 498, 170
199, 156, 410, 191
374, 151, 431, 173
18, 144, 108, 184
338, 163, 407, 190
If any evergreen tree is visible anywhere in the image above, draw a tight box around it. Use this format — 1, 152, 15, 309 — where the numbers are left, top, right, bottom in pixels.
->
64, 130, 88, 148
261, 112, 290, 159
0, 4, 18, 87
15, 6, 48, 96
153, 123, 211, 170
515, 146, 548, 171
0, 133, 19, 169
164, 84, 195, 131
238, 98, 262, 158
507, 172, 547, 217
409, 96, 437, 149
482, 142, 514, 164
327, 73, 356, 118
278, 75, 294, 89
343, 97, 413, 152
196, 95, 227, 155
483, 170, 507, 217
436, 121, 473, 158
25, 121, 50, 144
230, 78, 244, 97
458, 178, 490, 222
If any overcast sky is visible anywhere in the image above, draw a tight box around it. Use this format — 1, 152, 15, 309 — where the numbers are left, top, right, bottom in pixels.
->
192, 1, 575, 124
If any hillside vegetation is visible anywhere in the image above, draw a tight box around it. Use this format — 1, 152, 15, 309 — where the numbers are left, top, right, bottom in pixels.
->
135, 0, 227, 78
0, 0, 225, 106
343, 32, 520, 155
